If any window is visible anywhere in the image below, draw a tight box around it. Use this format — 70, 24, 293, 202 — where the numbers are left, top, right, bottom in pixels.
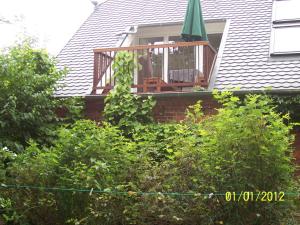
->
271, 0, 300, 55
165, 34, 222, 52
168, 36, 196, 72
134, 22, 226, 84
138, 37, 164, 79
139, 37, 163, 45
273, 26, 300, 53
273, 0, 300, 22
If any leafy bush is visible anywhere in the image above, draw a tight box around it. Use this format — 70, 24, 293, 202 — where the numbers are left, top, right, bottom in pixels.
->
0, 42, 83, 152
2, 120, 138, 224
199, 91, 296, 224
1, 91, 297, 225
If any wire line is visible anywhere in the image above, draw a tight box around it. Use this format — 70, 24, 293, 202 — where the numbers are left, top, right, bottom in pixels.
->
0, 184, 299, 197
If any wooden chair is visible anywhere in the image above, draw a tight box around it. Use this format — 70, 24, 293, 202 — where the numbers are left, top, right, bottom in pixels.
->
143, 77, 163, 92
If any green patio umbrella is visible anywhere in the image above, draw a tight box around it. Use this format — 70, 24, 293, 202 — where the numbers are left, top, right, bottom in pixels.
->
181, 0, 208, 41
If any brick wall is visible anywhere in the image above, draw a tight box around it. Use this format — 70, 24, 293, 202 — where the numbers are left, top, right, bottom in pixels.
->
293, 131, 300, 174
85, 98, 105, 121
294, 132, 300, 163
85, 95, 218, 122
152, 96, 218, 122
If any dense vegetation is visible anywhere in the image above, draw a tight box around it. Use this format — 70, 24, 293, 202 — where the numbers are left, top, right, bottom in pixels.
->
0, 42, 83, 152
0, 48, 298, 225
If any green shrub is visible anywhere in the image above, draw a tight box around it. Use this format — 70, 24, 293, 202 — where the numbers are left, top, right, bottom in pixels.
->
0, 41, 83, 152
199, 91, 297, 224
123, 132, 210, 225
2, 120, 140, 224
0, 82, 297, 224
122, 93, 297, 225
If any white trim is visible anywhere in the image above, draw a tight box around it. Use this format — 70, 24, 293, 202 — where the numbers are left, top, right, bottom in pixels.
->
195, 46, 203, 73
132, 44, 138, 93
136, 19, 225, 29
208, 19, 231, 90
269, 28, 275, 55
199, 46, 204, 72
163, 36, 169, 82
270, 0, 278, 55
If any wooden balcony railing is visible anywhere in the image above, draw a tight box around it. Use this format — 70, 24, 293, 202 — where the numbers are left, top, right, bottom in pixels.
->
92, 41, 217, 94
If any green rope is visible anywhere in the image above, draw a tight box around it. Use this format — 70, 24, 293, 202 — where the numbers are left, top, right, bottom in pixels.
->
0, 184, 299, 197
0, 184, 216, 196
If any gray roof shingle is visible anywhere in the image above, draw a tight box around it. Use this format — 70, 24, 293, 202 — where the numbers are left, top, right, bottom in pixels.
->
55, 0, 300, 96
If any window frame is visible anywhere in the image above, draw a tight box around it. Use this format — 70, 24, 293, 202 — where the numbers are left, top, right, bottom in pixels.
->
270, 0, 300, 56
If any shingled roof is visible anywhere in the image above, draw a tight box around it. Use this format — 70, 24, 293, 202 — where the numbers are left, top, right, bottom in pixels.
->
55, 0, 300, 96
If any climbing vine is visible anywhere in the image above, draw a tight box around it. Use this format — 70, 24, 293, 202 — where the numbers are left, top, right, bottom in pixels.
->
104, 51, 156, 135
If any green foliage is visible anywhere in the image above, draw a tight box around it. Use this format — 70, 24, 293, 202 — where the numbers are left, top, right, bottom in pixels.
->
57, 97, 85, 124
200, 90, 296, 224
0, 41, 83, 152
0, 197, 20, 224
124, 123, 209, 225
104, 51, 156, 135
1, 120, 139, 224
125, 92, 297, 225
132, 121, 202, 163
0, 91, 297, 225
0, 43, 297, 225
185, 100, 204, 123
270, 94, 300, 124
0, 147, 20, 224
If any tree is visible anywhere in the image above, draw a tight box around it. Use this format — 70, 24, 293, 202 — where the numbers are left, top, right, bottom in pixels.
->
0, 41, 82, 152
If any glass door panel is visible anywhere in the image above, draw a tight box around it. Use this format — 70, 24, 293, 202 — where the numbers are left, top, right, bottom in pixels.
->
138, 37, 164, 83
168, 36, 196, 84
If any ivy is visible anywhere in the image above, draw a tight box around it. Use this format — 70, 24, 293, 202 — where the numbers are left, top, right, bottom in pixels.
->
270, 94, 300, 125
104, 51, 156, 136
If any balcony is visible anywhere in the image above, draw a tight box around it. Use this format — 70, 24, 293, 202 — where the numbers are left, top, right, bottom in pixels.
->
92, 41, 217, 94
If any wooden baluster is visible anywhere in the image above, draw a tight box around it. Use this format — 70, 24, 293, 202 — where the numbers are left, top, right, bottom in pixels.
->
113, 51, 116, 86
182, 46, 185, 90
104, 52, 106, 86
203, 45, 207, 84
198, 45, 201, 83
132, 49, 137, 89
99, 53, 103, 88
157, 47, 161, 92
93, 53, 98, 94
109, 51, 112, 87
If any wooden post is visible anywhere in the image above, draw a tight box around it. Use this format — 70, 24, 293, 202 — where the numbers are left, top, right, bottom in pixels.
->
92, 53, 99, 94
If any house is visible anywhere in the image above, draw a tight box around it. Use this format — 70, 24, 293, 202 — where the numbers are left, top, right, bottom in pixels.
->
55, 0, 300, 136
55, 0, 300, 116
